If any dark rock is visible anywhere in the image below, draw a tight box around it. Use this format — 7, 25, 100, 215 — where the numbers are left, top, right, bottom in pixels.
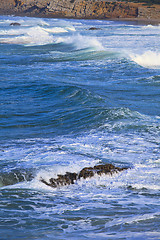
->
88, 27, 101, 30
0, 169, 34, 187
40, 172, 77, 187
78, 167, 95, 179
10, 22, 21, 26
40, 163, 128, 188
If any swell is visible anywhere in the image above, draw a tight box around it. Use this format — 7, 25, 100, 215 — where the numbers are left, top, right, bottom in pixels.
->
1, 81, 160, 140
42, 48, 116, 63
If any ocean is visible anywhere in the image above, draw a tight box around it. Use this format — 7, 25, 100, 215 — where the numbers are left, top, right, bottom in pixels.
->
0, 15, 160, 240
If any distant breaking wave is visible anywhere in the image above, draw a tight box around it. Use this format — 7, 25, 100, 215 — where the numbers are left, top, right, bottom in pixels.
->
130, 51, 160, 69
0, 21, 76, 46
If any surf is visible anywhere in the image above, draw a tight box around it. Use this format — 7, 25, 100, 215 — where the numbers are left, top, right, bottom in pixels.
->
130, 51, 160, 69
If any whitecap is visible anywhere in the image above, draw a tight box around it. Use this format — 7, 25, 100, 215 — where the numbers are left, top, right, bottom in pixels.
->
130, 51, 160, 69
143, 24, 160, 30
0, 26, 54, 45
43, 27, 68, 34
56, 34, 104, 51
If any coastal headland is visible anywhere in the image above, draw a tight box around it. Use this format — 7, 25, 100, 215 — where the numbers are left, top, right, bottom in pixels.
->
0, 0, 160, 23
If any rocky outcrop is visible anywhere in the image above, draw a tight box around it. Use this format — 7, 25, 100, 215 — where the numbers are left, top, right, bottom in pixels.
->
40, 163, 128, 188
138, 5, 160, 20
0, 0, 144, 19
0, 0, 159, 21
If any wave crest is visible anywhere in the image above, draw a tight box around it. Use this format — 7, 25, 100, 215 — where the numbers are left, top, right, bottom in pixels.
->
130, 51, 160, 69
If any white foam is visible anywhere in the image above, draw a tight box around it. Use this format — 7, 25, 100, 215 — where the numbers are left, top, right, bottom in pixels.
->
0, 25, 70, 37
0, 18, 49, 27
0, 26, 54, 45
106, 211, 160, 228
65, 26, 76, 31
43, 27, 68, 34
143, 24, 160, 30
56, 34, 104, 51
0, 28, 28, 36
130, 51, 160, 69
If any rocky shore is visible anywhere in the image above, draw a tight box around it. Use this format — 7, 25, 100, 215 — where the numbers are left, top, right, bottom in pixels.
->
0, 0, 160, 23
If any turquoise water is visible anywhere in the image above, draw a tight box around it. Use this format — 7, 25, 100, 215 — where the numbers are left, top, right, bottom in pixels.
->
0, 15, 160, 239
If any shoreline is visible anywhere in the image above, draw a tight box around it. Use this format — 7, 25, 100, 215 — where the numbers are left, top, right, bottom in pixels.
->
0, 0, 160, 25
0, 13, 159, 26
106, 17, 160, 25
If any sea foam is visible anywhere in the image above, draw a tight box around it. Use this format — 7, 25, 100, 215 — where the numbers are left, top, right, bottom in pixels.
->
0, 26, 55, 45
130, 51, 160, 69
56, 34, 104, 51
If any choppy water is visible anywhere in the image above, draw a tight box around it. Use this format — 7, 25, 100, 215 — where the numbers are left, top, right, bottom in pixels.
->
0, 15, 160, 240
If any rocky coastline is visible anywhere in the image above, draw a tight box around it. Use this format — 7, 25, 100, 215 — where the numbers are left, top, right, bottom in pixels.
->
0, 0, 160, 23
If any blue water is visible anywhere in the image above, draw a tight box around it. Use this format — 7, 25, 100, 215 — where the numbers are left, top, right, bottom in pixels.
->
0, 15, 160, 239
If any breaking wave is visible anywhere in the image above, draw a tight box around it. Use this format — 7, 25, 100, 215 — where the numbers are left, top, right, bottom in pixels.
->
0, 19, 76, 46
130, 51, 160, 69
0, 26, 55, 45
55, 34, 104, 51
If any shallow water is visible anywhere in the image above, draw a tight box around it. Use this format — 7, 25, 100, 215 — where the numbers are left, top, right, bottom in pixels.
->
0, 15, 160, 239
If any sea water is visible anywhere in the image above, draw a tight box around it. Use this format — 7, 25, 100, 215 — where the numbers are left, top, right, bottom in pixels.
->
0, 15, 160, 240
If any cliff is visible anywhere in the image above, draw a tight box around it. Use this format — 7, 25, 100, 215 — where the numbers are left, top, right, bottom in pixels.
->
0, 0, 160, 22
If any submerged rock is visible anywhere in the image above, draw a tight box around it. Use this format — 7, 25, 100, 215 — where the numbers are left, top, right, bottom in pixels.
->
40, 163, 128, 188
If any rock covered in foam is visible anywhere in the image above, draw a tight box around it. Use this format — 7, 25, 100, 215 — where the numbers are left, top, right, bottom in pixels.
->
40, 163, 128, 188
